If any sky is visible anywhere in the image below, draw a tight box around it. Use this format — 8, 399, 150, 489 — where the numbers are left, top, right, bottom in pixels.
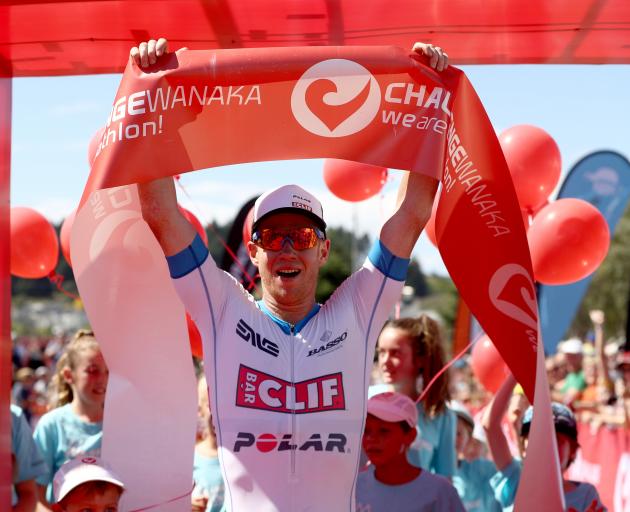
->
9, 64, 630, 275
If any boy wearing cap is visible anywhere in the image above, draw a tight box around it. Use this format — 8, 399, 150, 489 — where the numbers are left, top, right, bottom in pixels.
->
52, 456, 124, 512
450, 401, 501, 512
135, 37, 447, 512
357, 392, 465, 512
483, 375, 606, 512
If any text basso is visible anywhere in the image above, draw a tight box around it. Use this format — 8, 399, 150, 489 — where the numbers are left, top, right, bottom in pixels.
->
307, 331, 347, 357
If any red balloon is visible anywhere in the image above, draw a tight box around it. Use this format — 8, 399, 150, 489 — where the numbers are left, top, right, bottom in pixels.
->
186, 313, 203, 358
528, 198, 609, 285
425, 197, 438, 247
60, 210, 76, 268
88, 127, 105, 167
242, 206, 254, 245
323, 159, 388, 202
178, 206, 208, 246
11, 207, 59, 279
499, 125, 561, 212
470, 334, 509, 394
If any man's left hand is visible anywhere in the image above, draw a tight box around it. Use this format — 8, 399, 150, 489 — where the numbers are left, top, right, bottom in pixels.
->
411, 42, 449, 71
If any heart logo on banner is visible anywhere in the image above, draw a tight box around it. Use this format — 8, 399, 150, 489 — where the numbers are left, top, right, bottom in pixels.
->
89, 210, 142, 261
488, 263, 538, 332
305, 78, 372, 132
290, 58, 381, 138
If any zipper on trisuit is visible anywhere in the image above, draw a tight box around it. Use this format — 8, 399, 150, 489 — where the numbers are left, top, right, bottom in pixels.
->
289, 323, 297, 480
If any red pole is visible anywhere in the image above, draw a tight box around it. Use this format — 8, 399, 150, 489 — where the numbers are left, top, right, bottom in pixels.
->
0, 75, 12, 509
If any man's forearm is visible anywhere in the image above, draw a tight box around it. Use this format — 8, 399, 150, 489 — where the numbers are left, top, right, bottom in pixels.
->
138, 177, 196, 256
395, 172, 437, 218
380, 172, 438, 258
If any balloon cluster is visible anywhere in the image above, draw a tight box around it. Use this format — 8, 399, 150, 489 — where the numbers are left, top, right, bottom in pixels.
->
426, 124, 610, 286
443, 125, 609, 390
502, 125, 610, 286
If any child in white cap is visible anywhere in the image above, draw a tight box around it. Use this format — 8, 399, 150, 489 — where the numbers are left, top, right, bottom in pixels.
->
357, 392, 465, 512
52, 456, 124, 512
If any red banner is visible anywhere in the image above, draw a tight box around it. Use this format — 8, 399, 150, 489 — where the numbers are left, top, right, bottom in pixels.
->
81, 46, 537, 399
567, 422, 630, 511
73, 46, 557, 508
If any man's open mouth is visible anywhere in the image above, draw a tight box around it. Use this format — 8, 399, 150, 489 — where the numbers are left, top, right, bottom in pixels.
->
277, 269, 300, 278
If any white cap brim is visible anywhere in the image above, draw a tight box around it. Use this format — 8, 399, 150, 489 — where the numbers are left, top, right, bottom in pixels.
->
56, 463, 124, 502
367, 402, 416, 429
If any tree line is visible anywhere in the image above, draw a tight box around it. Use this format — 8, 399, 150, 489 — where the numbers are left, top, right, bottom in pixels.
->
12, 208, 629, 342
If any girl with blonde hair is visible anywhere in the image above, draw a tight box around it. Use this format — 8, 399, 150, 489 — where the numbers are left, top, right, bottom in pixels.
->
372, 314, 457, 478
33, 329, 108, 507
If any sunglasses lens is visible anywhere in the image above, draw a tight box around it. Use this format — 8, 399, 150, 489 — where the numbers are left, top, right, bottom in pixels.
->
292, 228, 317, 250
259, 230, 285, 251
256, 228, 320, 251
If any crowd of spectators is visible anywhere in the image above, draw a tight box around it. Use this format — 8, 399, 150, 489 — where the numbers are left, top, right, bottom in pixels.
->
11, 334, 65, 428
9, 308, 629, 511
447, 310, 630, 433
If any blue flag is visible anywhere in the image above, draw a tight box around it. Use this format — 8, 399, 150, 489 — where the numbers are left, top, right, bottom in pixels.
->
539, 151, 630, 354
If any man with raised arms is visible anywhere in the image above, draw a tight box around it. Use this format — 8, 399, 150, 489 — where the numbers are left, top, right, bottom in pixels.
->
134, 38, 448, 512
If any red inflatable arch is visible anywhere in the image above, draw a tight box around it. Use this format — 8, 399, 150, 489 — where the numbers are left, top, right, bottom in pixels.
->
1, 1, 629, 505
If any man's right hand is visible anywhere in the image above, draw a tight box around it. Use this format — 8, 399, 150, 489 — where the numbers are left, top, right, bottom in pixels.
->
129, 37, 196, 256
130, 37, 168, 68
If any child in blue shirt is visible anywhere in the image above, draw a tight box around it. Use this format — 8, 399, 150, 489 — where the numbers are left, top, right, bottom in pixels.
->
33, 330, 108, 506
450, 401, 501, 511
374, 315, 457, 478
483, 374, 606, 511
